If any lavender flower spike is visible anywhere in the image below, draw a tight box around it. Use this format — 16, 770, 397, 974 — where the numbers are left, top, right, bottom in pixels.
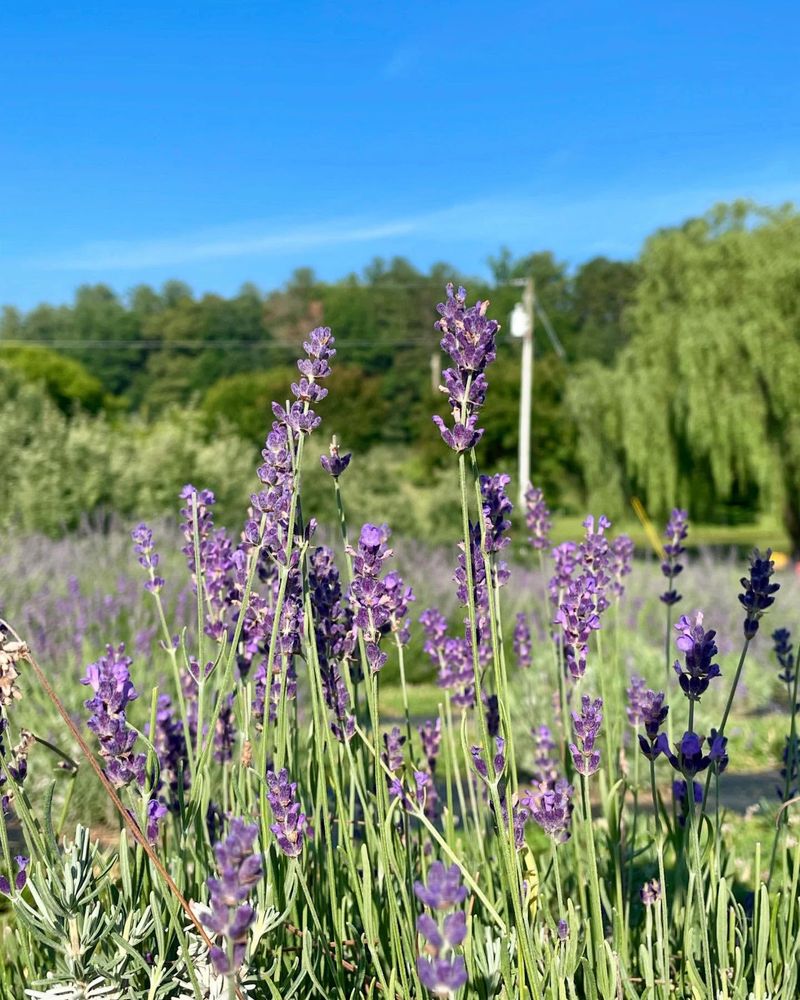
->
200, 818, 263, 976
569, 695, 603, 776
513, 612, 532, 670
673, 611, 721, 702
432, 283, 499, 453
81, 643, 146, 789
414, 862, 469, 997
524, 483, 551, 551
660, 508, 688, 606
267, 768, 312, 858
739, 548, 780, 639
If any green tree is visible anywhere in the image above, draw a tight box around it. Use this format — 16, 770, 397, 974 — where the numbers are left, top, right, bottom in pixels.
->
568, 202, 800, 554
0, 344, 106, 413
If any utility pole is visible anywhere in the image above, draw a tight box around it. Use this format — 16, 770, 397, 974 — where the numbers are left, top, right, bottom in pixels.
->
511, 277, 535, 507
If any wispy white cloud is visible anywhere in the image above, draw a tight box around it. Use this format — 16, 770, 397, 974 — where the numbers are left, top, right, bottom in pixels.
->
28, 177, 800, 274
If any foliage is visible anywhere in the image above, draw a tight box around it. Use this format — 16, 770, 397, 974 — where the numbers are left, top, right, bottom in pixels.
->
569, 201, 800, 553
0, 366, 253, 534
0, 344, 106, 414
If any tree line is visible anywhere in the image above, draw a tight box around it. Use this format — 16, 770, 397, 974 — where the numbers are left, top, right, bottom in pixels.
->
2, 200, 799, 553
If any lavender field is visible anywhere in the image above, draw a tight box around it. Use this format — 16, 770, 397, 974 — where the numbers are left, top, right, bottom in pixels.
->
1, 287, 800, 999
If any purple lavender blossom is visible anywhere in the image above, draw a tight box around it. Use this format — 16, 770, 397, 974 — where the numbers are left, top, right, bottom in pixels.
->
201, 819, 263, 976
0, 855, 28, 896
383, 726, 406, 775
580, 515, 612, 613
513, 612, 532, 670
548, 541, 579, 605
525, 777, 574, 843
414, 862, 469, 996
660, 508, 688, 606
779, 734, 799, 802
556, 573, 601, 679
150, 693, 189, 803
146, 798, 167, 844
524, 484, 551, 551
640, 879, 661, 906
320, 436, 351, 478
609, 534, 635, 599
420, 609, 475, 708
773, 628, 795, 688
432, 284, 499, 454
267, 768, 312, 858
348, 523, 412, 674
657, 730, 729, 779
635, 687, 669, 761
418, 719, 442, 773
673, 612, 721, 702
130, 523, 164, 593
626, 674, 648, 727
470, 737, 506, 782
309, 546, 354, 741
530, 725, 560, 789
415, 861, 468, 910
569, 696, 603, 776
479, 473, 513, 553
81, 644, 146, 788
739, 549, 780, 639
672, 778, 703, 826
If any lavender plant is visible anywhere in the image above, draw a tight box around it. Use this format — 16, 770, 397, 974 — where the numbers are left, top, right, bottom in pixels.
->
1, 286, 799, 1000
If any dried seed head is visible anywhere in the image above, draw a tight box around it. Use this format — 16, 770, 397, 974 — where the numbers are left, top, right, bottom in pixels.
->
240, 740, 252, 768
0, 632, 25, 708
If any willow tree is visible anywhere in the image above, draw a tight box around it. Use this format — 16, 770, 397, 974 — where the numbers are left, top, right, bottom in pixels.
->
568, 201, 800, 555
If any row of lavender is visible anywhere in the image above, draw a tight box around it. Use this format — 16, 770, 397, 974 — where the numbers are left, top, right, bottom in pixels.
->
0, 286, 798, 999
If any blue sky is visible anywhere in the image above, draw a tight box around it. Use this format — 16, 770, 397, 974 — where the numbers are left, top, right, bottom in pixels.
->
1, 1, 799, 309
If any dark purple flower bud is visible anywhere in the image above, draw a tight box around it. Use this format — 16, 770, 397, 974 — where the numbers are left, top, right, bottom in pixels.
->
773, 627, 795, 688
0, 855, 27, 895
660, 508, 688, 606
513, 612, 532, 670
557, 918, 569, 940
778, 733, 800, 802
673, 611, 721, 702
569, 695, 603, 776
201, 818, 262, 977
320, 436, 351, 478
484, 693, 500, 739
640, 879, 661, 906
471, 737, 505, 781
739, 549, 781, 639
636, 688, 669, 761
524, 484, 551, 551
266, 768, 312, 858
146, 798, 167, 844
673, 778, 703, 826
